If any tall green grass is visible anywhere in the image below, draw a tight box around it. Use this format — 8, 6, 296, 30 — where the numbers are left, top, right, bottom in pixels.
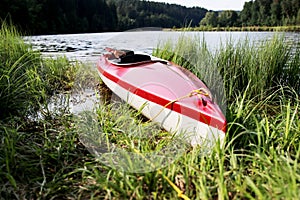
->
0, 22, 80, 198
1, 26, 299, 199
1, 94, 299, 199
0, 22, 79, 120
216, 35, 300, 100
0, 22, 43, 119
154, 34, 300, 101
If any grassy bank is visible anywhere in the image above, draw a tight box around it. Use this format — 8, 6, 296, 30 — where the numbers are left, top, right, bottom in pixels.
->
0, 23, 80, 197
1, 24, 300, 199
172, 25, 300, 32
0, 22, 78, 120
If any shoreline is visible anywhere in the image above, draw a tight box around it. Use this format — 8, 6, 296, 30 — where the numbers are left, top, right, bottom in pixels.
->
168, 25, 300, 32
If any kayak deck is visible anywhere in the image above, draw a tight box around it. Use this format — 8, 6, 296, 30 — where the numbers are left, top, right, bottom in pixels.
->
97, 51, 226, 146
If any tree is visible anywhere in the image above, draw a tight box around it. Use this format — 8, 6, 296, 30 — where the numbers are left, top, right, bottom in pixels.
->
218, 10, 238, 27
239, 0, 300, 27
258, 0, 272, 25
270, 0, 281, 26
200, 12, 218, 27
240, 1, 253, 26
251, 1, 259, 25
297, 9, 300, 25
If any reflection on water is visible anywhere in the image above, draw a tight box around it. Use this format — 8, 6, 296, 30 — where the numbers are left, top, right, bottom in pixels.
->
24, 31, 300, 63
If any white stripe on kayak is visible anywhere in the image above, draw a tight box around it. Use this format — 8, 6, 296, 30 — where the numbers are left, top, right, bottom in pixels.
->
99, 72, 225, 148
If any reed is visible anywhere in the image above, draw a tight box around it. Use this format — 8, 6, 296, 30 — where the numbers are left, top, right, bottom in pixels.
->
0, 22, 79, 120
40, 57, 79, 94
0, 22, 43, 119
154, 33, 300, 101
1, 92, 299, 199
1, 26, 299, 199
216, 35, 300, 100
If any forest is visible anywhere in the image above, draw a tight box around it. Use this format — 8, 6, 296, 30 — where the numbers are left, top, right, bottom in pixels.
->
0, 0, 118, 34
201, 0, 300, 27
0, 0, 299, 35
240, 0, 300, 26
110, 0, 206, 30
0, 0, 206, 34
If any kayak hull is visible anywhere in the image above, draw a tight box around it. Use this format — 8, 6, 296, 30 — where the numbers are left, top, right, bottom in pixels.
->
97, 54, 226, 147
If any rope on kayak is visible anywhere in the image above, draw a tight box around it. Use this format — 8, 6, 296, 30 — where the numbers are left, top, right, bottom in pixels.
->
148, 87, 211, 123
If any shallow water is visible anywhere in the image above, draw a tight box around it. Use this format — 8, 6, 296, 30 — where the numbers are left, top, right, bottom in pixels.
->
24, 31, 300, 64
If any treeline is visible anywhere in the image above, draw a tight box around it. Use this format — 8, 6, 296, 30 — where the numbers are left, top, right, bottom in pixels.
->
200, 0, 300, 27
240, 0, 300, 26
0, 0, 207, 35
111, 0, 207, 29
0, 0, 118, 34
1, 0, 299, 35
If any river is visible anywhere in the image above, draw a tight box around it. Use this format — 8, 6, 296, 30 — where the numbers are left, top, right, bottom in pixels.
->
24, 30, 300, 64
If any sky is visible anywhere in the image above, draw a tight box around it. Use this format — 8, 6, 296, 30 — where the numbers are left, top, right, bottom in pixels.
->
149, 0, 251, 11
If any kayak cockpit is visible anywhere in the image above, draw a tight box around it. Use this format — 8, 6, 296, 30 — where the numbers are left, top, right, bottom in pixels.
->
105, 48, 168, 66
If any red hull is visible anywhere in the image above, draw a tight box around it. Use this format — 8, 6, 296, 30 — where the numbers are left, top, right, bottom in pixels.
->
97, 55, 226, 134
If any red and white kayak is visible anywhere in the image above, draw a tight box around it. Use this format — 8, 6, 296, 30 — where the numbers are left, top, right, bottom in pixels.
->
97, 50, 226, 147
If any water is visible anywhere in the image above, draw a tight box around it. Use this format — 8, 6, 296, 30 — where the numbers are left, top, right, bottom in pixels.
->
24, 31, 300, 64
24, 31, 300, 115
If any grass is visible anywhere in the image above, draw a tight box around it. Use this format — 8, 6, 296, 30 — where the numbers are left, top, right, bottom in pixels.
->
0, 22, 43, 119
1, 24, 300, 199
0, 21, 79, 120
154, 34, 300, 102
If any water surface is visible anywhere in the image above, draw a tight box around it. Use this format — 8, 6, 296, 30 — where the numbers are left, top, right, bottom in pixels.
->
24, 31, 300, 63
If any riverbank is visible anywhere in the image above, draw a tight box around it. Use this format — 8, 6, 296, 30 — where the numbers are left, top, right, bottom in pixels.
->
1, 23, 300, 199
170, 25, 300, 32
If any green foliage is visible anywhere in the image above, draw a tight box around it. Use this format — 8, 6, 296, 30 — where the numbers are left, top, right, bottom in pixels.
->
0, 0, 207, 34
1, 25, 300, 199
0, 22, 79, 120
200, 0, 300, 28
0, 22, 44, 119
216, 35, 300, 100
1, 90, 299, 199
218, 10, 239, 27
1, 0, 299, 32
200, 12, 218, 27
183, 25, 300, 32
0, 0, 118, 34
200, 10, 239, 28
112, 0, 207, 30
240, 0, 300, 26
40, 57, 79, 94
